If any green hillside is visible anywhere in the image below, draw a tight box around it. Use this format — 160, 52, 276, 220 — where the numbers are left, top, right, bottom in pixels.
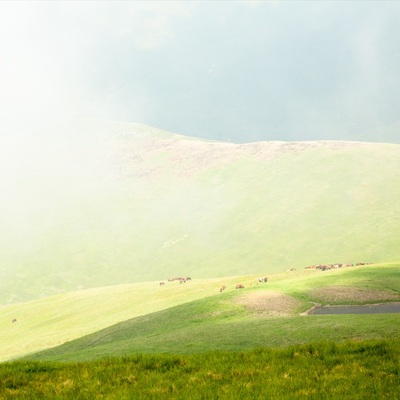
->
0, 275, 245, 362
1, 119, 400, 304
1, 264, 399, 362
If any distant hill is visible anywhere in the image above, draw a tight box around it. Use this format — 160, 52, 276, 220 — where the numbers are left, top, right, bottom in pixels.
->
1, 119, 400, 304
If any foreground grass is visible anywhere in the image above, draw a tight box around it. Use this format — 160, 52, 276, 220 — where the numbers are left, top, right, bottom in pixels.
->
1, 340, 399, 399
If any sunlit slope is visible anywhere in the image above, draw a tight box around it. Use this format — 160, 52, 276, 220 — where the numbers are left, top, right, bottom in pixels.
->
1, 119, 400, 303
2, 263, 399, 362
0, 276, 245, 362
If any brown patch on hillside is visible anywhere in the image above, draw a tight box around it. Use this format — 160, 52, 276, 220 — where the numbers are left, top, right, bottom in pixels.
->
311, 286, 400, 303
235, 290, 302, 316
108, 128, 368, 179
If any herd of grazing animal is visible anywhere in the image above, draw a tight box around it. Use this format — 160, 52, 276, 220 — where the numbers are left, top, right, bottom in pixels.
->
10, 261, 372, 325
305, 262, 371, 271
158, 277, 192, 286
160, 261, 372, 287
159, 276, 269, 293
167, 277, 191, 283
157, 261, 373, 293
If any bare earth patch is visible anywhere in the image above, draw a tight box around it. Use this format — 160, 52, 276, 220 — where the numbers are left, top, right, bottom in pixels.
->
110, 130, 367, 179
311, 286, 400, 304
235, 291, 302, 317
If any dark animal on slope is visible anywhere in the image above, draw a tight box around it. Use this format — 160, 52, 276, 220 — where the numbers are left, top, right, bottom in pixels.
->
12, 319, 17, 323
317, 264, 333, 271
235, 284, 244, 289
159, 282, 165, 286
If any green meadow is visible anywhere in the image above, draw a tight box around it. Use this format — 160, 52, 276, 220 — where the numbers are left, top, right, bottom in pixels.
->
1, 263, 399, 362
1, 256, 399, 399
2, 264, 399, 399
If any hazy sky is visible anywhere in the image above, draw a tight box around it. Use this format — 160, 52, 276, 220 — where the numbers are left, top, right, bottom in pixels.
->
1, 1, 400, 143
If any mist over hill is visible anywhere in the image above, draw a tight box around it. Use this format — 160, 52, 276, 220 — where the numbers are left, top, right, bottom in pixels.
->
1, 119, 400, 304
2, 2, 400, 145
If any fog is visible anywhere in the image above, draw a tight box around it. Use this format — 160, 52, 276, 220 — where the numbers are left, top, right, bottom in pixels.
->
2, 1, 400, 300
1, 1, 400, 143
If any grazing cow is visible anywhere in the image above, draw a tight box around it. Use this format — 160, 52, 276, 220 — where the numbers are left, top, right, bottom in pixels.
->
12, 318, 17, 323
317, 264, 331, 271
258, 277, 268, 283
159, 282, 165, 286
220, 285, 226, 293
235, 284, 244, 289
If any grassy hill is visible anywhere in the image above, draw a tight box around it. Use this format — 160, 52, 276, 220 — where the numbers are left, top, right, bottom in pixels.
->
1, 119, 400, 304
1, 263, 399, 362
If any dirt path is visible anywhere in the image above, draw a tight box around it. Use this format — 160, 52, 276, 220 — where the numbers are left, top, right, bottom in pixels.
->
310, 302, 400, 315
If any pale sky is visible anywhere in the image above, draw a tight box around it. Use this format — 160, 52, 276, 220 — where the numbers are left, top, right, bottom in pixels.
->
1, 0, 400, 143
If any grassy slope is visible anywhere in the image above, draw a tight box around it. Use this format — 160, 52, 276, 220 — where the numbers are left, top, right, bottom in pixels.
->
1, 263, 399, 362
0, 275, 247, 362
1, 341, 399, 399
1, 120, 400, 304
